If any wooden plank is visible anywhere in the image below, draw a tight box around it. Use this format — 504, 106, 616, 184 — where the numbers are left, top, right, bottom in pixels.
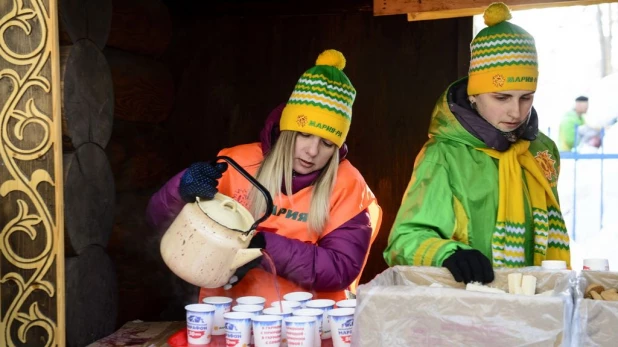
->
0, 0, 65, 345
61, 40, 114, 149
51, 0, 67, 344
103, 47, 174, 123
375, 0, 618, 17
58, 0, 112, 49
167, 0, 373, 16
106, 0, 173, 57
65, 245, 118, 347
63, 143, 115, 255
456, 17, 473, 78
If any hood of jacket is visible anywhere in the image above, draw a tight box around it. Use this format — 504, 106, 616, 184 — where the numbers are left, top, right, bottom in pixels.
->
429, 78, 538, 151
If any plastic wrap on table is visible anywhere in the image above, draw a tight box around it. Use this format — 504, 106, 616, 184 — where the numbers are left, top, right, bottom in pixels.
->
572, 271, 618, 347
352, 266, 575, 347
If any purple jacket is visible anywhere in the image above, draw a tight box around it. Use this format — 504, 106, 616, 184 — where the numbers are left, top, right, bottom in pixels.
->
146, 105, 372, 292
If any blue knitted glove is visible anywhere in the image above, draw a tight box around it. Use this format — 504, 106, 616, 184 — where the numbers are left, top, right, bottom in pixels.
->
178, 162, 228, 202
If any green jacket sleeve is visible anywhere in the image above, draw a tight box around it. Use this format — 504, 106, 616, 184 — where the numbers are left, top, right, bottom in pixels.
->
559, 116, 577, 151
383, 153, 471, 267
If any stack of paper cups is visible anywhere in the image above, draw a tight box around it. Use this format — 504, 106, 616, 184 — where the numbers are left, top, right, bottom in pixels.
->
306, 299, 335, 339
263, 306, 294, 346
284, 316, 316, 347
283, 292, 313, 308
293, 308, 324, 347
252, 315, 283, 347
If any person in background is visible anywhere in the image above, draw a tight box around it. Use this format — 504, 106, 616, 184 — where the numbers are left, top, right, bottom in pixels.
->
147, 50, 382, 305
559, 96, 589, 151
383, 2, 570, 284
576, 123, 603, 153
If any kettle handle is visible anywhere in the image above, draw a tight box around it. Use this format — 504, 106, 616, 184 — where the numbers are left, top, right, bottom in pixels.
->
214, 156, 274, 232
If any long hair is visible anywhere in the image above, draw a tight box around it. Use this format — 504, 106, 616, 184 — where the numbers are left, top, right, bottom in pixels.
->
248, 131, 339, 235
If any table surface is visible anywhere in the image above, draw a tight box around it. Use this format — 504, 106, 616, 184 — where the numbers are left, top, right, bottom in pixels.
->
89, 320, 334, 347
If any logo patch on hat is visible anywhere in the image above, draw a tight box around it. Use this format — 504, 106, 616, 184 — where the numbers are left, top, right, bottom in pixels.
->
492, 74, 505, 87
296, 114, 307, 127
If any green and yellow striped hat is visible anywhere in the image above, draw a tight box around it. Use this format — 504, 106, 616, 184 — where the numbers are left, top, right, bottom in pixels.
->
468, 2, 538, 95
280, 49, 356, 148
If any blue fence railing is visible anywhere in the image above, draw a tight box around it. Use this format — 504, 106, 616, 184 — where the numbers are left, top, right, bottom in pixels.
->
555, 127, 616, 241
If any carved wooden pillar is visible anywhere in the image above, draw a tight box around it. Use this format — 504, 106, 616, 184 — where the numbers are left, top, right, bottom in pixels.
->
0, 0, 65, 346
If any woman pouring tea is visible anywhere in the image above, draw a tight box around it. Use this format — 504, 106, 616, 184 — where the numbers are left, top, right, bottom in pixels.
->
147, 49, 382, 304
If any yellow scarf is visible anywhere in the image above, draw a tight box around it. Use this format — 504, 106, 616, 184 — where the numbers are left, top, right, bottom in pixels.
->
478, 141, 570, 268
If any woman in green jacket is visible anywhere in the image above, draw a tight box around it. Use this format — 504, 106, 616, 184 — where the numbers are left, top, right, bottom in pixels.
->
384, 2, 570, 284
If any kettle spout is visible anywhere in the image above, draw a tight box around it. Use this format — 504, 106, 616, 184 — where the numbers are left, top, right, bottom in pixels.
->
231, 248, 263, 270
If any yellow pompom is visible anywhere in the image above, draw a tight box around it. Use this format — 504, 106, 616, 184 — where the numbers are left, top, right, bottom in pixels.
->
315, 49, 346, 70
483, 2, 512, 27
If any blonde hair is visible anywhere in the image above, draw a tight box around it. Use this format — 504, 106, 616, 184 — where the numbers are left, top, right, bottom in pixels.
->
249, 131, 339, 235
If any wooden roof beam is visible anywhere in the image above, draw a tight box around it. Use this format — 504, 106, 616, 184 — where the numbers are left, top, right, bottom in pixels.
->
373, 0, 617, 21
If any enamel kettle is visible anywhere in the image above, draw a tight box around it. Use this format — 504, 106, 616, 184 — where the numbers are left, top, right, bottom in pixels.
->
160, 156, 274, 288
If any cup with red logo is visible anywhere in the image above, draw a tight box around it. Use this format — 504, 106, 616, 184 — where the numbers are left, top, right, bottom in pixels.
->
328, 308, 355, 347
223, 311, 253, 347
185, 303, 216, 345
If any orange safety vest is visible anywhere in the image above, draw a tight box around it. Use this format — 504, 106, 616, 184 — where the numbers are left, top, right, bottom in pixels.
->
198, 143, 382, 306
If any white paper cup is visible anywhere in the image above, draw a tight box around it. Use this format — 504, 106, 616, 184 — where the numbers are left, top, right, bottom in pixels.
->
271, 300, 302, 312
335, 299, 356, 309
202, 296, 233, 335
285, 316, 316, 347
237, 295, 266, 306
293, 308, 324, 347
224, 311, 253, 347
306, 299, 335, 339
252, 315, 283, 347
263, 307, 294, 346
232, 304, 264, 315
583, 258, 610, 271
328, 308, 354, 347
541, 260, 567, 270
185, 303, 216, 345
283, 292, 313, 308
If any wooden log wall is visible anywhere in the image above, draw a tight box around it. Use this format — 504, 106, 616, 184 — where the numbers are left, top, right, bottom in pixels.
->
99, 0, 177, 327
58, 0, 118, 345
0, 0, 65, 346
60, 0, 175, 340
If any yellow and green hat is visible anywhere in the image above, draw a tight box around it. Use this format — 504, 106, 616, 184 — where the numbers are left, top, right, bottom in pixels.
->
468, 2, 538, 95
280, 49, 356, 148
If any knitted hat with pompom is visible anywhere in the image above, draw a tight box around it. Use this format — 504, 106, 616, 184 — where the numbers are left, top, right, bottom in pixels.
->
468, 2, 538, 95
280, 49, 356, 148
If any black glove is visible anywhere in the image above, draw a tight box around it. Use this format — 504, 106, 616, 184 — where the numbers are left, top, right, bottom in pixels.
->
443, 247, 494, 284
178, 161, 228, 202
224, 232, 266, 289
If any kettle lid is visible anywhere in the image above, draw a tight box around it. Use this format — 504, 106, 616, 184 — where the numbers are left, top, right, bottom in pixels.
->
196, 193, 255, 231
